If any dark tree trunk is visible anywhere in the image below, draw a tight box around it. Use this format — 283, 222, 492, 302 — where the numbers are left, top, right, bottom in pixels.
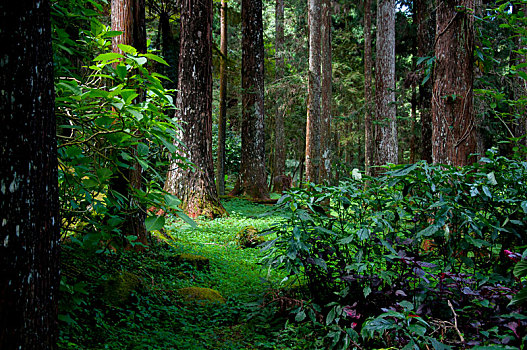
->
216, 0, 228, 195
231, 0, 269, 199
0, 1, 60, 348
306, 0, 322, 183
320, 0, 332, 183
432, 0, 476, 166
159, 11, 179, 92
375, 0, 398, 171
165, 0, 226, 218
111, 0, 148, 249
274, 0, 286, 179
416, 0, 435, 163
363, 0, 374, 175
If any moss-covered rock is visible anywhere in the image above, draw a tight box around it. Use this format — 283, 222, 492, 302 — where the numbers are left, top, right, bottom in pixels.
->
235, 226, 265, 248
177, 287, 225, 304
176, 253, 210, 270
101, 271, 142, 306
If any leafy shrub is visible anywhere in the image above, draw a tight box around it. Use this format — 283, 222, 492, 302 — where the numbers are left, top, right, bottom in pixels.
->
262, 152, 527, 348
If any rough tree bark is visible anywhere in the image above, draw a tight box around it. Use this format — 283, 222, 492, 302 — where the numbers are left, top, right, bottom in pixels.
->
110, 0, 148, 248
274, 0, 286, 180
230, 0, 269, 199
320, 0, 332, 183
432, 0, 476, 166
165, 0, 226, 217
306, 0, 322, 183
0, 1, 60, 348
216, 0, 228, 195
363, 0, 374, 175
375, 0, 398, 172
416, 0, 435, 163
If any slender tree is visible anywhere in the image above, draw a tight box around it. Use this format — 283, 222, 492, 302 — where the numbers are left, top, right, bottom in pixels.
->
432, 0, 476, 165
320, 0, 332, 183
165, 0, 226, 217
416, 0, 435, 163
363, 0, 374, 175
375, 0, 398, 171
0, 0, 60, 347
274, 0, 286, 180
306, 0, 322, 183
216, 0, 228, 195
231, 0, 269, 199
110, 0, 148, 248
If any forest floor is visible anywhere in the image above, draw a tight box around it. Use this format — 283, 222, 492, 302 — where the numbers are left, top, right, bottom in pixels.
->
60, 197, 301, 350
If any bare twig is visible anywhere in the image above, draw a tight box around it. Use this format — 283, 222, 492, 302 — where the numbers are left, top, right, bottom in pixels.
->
448, 300, 465, 343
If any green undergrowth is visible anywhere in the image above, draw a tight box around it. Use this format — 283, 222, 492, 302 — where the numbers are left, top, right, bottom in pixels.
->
59, 197, 291, 349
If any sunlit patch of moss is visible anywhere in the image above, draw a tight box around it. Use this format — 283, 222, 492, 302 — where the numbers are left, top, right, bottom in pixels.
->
102, 271, 142, 306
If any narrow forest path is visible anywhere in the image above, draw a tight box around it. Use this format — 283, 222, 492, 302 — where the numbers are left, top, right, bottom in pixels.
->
60, 197, 294, 350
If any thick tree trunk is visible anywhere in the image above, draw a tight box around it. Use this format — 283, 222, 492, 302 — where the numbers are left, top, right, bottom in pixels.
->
0, 1, 60, 347
363, 0, 374, 175
306, 0, 322, 183
111, 0, 148, 248
165, 0, 226, 217
432, 0, 476, 166
320, 0, 332, 183
216, 0, 228, 195
231, 0, 269, 199
375, 0, 398, 171
274, 0, 286, 179
416, 0, 435, 163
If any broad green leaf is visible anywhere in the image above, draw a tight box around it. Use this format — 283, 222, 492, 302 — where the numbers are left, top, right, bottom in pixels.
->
521, 201, 527, 214
176, 211, 197, 228
141, 53, 169, 66
487, 172, 497, 185
416, 224, 438, 238
118, 43, 137, 55
326, 307, 336, 325
93, 52, 124, 61
513, 260, 527, 278
164, 194, 181, 209
129, 56, 147, 66
145, 215, 165, 231
295, 310, 306, 322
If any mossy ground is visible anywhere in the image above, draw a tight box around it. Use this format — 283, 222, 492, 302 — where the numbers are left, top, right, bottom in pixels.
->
59, 197, 292, 350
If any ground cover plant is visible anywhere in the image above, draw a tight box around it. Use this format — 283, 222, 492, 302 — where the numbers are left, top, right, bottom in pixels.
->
59, 151, 527, 349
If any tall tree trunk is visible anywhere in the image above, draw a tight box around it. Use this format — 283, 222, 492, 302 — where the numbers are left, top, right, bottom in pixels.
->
320, 0, 332, 183
165, 0, 226, 217
0, 1, 60, 347
231, 0, 269, 199
159, 11, 179, 92
306, 0, 322, 183
216, 0, 228, 195
274, 0, 286, 179
416, 0, 435, 163
363, 0, 374, 175
432, 0, 476, 166
375, 0, 398, 171
111, 0, 148, 249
